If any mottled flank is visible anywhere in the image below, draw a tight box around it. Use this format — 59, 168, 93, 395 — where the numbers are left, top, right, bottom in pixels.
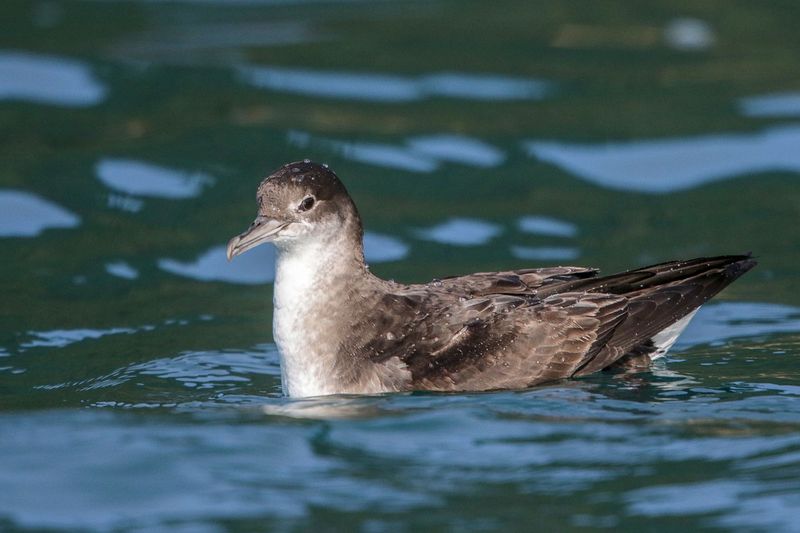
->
228, 162, 756, 397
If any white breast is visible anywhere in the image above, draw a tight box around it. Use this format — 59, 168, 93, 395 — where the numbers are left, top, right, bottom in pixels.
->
272, 237, 343, 397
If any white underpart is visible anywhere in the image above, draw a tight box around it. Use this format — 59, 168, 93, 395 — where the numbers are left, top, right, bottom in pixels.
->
650, 308, 699, 359
272, 224, 346, 397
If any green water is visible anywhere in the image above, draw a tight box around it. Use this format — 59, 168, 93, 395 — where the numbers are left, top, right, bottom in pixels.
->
1, 0, 799, 531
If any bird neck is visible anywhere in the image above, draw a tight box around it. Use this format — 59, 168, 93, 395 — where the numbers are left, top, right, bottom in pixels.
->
271, 218, 374, 398
273, 214, 368, 299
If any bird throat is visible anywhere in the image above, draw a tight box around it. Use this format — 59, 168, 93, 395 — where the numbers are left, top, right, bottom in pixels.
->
271, 228, 368, 397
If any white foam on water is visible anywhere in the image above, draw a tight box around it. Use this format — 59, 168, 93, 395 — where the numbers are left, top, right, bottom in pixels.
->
96, 159, 215, 199
0, 190, 80, 237
0, 50, 107, 107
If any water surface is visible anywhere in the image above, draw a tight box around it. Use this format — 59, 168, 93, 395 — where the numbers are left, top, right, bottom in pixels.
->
1, 0, 799, 531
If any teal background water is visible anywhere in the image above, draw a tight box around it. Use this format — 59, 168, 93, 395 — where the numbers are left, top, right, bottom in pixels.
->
1, 1, 800, 531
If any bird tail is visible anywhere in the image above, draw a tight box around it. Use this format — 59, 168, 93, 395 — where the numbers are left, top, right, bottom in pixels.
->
571, 254, 757, 376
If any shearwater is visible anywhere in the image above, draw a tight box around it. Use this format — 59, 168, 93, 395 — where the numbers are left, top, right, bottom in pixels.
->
226, 161, 756, 398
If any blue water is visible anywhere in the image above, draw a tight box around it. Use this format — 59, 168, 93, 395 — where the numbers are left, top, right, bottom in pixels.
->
1, 1, 800, 531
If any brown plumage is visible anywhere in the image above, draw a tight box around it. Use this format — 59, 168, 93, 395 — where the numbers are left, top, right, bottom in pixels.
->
227, 161, 756, 397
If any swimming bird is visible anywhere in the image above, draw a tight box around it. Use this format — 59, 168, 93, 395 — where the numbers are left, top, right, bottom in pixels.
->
227, 161, 756, 398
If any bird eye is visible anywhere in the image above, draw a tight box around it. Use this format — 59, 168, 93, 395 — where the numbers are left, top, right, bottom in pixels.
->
298, 196, 315, 212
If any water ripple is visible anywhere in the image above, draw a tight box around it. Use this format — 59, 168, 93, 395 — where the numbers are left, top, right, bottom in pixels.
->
158, 231, 408, 284
525, 125, 800, 193
129, 347, 280, 388
405, 134, 505, 167
363, 232, 410, 262
510, 245, 580, 261
0, 190, 80, 237
105, 261, 139, 280
159, 243, 276, 285
0, 50, 106, 107
627, 480, 800, 532
288, 130, 506, 172
96, 158, 215, 199
517, 215, 578, 237
240, 66, 552, 102
739, 91, 800, 117
414, 218, 503, 246
678, 302, 800, 348
21, 327, 138, 349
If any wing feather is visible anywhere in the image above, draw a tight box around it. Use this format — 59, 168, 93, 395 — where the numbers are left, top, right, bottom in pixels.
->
357, 255, 755, 392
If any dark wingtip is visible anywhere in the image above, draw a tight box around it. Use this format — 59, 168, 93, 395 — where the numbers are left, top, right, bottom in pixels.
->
725, 254, 758, 279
